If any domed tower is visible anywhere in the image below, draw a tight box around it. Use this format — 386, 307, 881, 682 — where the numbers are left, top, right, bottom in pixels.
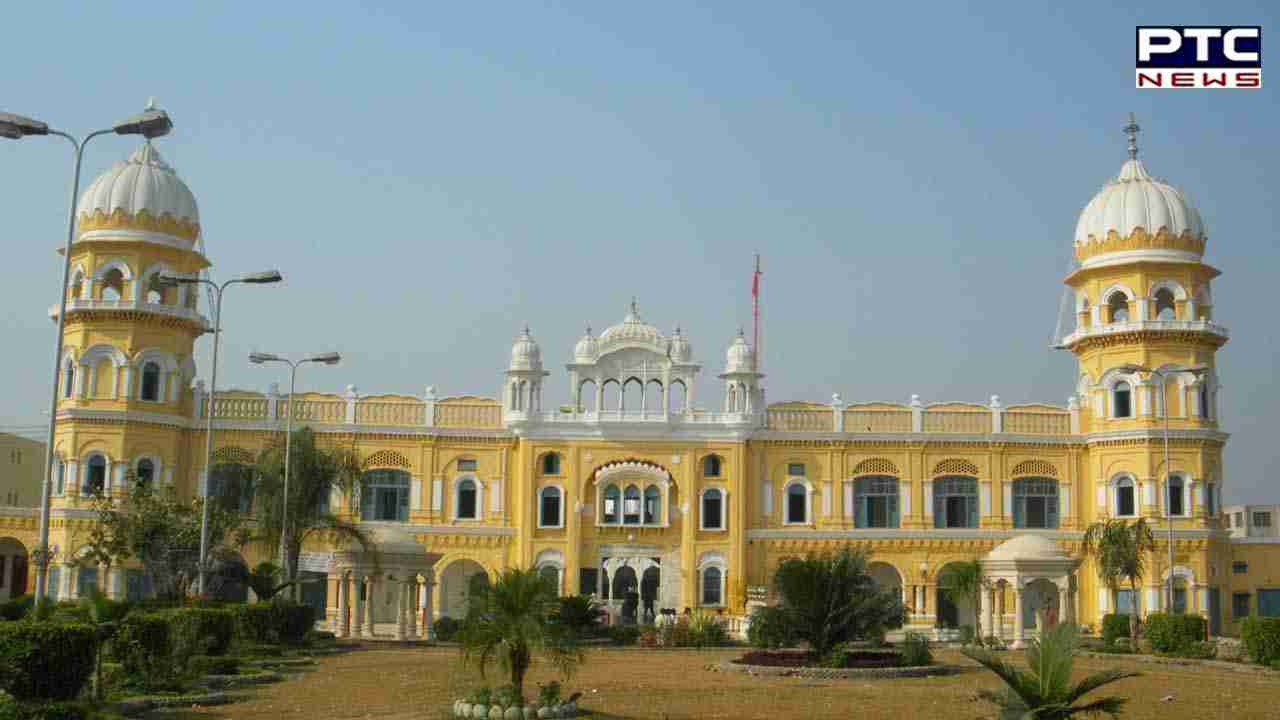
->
51, 141, 209, 505
503, 326, 548, 416
719, 329, 764, 415
1060, 115, 1227, 532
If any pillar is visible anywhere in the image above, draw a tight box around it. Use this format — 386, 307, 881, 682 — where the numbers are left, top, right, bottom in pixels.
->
338, 572, 350, 638
407, 577, 418, 637
1058, 584, 1070, 627
351, 575, 363, 638
422, 575, 434, 640
995, 582, 1006, 639
365, 575, 377, 636
395, 580, 407, 641
982, 585, 994, 641
1013, 584, 1026, 649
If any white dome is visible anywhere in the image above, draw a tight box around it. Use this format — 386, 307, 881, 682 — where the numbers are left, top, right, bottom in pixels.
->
509, 326, 542, 371
77, 143, 200, 247
669, 326, 692, 363
598, 300, 663, 348
1074, 158, 1204, 248
987, 534, 1068, 562
573, 325, 599, 362
724, 329, 755, 373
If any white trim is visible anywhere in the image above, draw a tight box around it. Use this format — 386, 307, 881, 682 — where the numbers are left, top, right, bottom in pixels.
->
699, 485, 728, 531
783, 477, 813, 525
536, 484, 565, 528
1110, 474, 1138, 518
452, 474, 483, 521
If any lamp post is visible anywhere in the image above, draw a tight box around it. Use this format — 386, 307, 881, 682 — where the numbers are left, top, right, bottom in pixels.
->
3, 105, 174, 610
1117, 363, 1210, 614
159, 271, 283, 595
248, 351, 341, 599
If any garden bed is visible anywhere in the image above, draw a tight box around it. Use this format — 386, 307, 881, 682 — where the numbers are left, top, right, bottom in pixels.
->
720, 650, 958, 680
735, 649, 902, 669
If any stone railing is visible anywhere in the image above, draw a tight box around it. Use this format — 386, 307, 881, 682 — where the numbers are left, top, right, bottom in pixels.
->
767, 407, 835, 432
922, 409, 992, 434
280, 399, 346, 423
1003, 409, 1071, 435
434, 402, 502, 429
205, 396, 269, 420
760, 395, 1077, 438
355, 401, 425, 426
194, 388, 503, 431
844, 408, 912, 433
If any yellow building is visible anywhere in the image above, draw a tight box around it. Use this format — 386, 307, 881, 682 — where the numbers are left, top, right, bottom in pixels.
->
2, 116, 1274, 643
0, 433, 42, 509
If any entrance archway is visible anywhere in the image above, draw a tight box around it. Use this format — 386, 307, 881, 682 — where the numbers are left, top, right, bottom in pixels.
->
439, 559, 488, 618
867, 562, 903, 598
936, 562, 975, 630
640, 567, 660, 621
0, 538, 28, 601
1022, 578, 1059, 630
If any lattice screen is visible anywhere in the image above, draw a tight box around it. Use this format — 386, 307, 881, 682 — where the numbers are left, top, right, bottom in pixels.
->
364, 449, 411, 469
212, 446, 255, 464
931, 458, 979, 476
852, 458, 899, 476
1011, 459, 1058, 478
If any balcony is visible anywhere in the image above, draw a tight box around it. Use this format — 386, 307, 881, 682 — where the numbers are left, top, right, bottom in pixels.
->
50, 299, 210, 329
1058, 319, 1229, 348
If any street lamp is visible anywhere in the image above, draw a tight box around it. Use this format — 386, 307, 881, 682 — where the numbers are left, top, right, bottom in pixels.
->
1116, 362, 1210, 614
158, 270, 283, 595
4, 104, 174, 610
248, 351, 341, 598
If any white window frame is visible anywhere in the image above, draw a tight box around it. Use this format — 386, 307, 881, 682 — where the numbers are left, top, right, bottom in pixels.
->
537, 484, 565, 529
1112, 475, 1137, 518
453, 474, 483, 521
1164, 474, 1188, 518
783, 478, 812, 526
540, 452, 562, 476
700, 485, 728, 532
82, 452, 111, 497
697, 552, 727, 608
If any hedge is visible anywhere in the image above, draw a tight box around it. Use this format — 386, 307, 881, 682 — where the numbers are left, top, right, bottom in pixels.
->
232, 601, 314, 645
188, 655, 239, 676
1101, 613, 1132, 646
0, 622, 95, 701
747, 606, 798, 649
1240, 616, 1280, 665
0, 597, 32, 622
109, 613, 172, 680
433, 616, 460, 641
1144, 613, 1206, 654
165, 608, 235, 661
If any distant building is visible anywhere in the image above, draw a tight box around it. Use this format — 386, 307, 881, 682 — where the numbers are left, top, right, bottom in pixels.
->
0, 433, 42, 508
1225, 504, 1280, 539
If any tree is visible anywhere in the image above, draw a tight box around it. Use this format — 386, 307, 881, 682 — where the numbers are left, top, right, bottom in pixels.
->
90, 479, 247, 601
459, 568, 583, 699
553, 595, 607, 638
251, 427, 370, 599
770, 545, 907, 657
1082, 519, 1156, 641
941, 559, 986, 645
963, 622, 1139, 719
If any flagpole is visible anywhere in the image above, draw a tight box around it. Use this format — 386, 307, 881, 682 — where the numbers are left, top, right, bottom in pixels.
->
752, 254, 762, 373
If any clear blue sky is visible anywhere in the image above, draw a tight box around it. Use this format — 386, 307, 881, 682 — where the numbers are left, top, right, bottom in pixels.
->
2, 2, 1277, 502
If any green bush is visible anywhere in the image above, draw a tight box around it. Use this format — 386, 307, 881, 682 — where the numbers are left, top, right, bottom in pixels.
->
746, 606, 797, 649
165, 608, 235, 664
187, 655, 240, 676
305, 630, 336, 644
0, 700, 91, 720
686, 612, 729, 648
0, 597, 33, 622
899, 631, 932, 667
0, 622, 95, 701
1144, 613, 1207, 655
1101, 614, 1132, 646
235, 643, 283, 658
606, 624, 640, 646
958, 624, 976, 646
433, 616, 461, 641
232, 604, 278, 644
1241, 617, 1280, 666
274, 601, 314, 644
109, 613, 173, 685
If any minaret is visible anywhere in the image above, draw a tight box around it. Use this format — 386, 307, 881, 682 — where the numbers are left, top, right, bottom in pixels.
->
1060, 115, 1227, 533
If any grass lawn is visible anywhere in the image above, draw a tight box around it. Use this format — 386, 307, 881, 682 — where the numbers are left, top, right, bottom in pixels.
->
160, 645, 1280, 719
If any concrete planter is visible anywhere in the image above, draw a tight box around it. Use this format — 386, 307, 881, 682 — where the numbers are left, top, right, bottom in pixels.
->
453, 702, 575, 719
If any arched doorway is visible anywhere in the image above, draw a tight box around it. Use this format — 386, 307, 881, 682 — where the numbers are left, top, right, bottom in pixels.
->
612, 566, 638, 623
1022, 579, 1060, 632
640, 567, 660, 622
936, 563, 976, 631
439, 559, 488, 618
0, 538, 28, 601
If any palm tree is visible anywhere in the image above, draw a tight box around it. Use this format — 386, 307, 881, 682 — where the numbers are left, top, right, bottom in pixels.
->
942, 559, 986, 645
459, 568, 583, 699
1082, 519, 1156, 642
252, 427, 371, 600
963, 622, 1139, 719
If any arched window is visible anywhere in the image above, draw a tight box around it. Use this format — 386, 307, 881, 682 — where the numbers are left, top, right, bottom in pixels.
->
1012, 478, 1059, 529
1206, 482, 1218, 516
602, 484, 620, 524
1114, 476, 1136, 517
539, 564, 560, 589
702, 566, 723, 605
135, 459, 155, 488
210, 463, 255, 512
362, 469, 410, 521
1108, 293, 1129, 323
63, 360, 75, 399
100, 268, 125, 302
933, 476, 978, 528
1198, 384, 1210, 419
1154, 288, 1177, 320
1113, 381, 1133, 418
140, 362, 162, 401
855, 476, 899, 528
643, 485, 661, 524
84, 455, 107, 496
455, 478, 477, 520
541, 453, 560, 475
623, 485, 641, 525
539, 486, 562, 528
702, 488, 724, 530
703, 454, 722, 477
786, 482, 808, 524
1167, 475, 1185, 517
55, 459, 66, 495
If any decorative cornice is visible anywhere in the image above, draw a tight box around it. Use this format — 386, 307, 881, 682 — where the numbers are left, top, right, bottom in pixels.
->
1074, 226, 1205, 264
78, 207, 199, 243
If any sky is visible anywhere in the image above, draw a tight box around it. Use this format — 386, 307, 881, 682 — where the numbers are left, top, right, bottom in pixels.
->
2, 2, 1277, 502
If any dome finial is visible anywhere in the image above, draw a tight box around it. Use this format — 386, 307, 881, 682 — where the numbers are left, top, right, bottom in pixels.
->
1124, 112, 1141, 160
145, 96, 158, 112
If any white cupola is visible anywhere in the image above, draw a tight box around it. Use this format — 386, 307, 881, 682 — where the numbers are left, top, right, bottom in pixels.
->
573, 324, 599, 363
669, 326, 692, 363
504, 326, 549, 417
76, 141, 201, 250
719, 328, 764, 415
509, 325, 543, 372
724, 329, 755, 373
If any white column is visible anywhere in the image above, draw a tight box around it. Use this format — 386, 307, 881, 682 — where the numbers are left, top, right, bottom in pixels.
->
923, 480, 934, 523
981, 585, 993, 640
338, 574, 350, 638
1145, 587, 1160, 616
421, 576, 434, 640
122, 365, 135, 400
1058, 584, 1070, 626
1196, 586, 1210, 622
407, 579, 418, 637
1013, 585, 1026, 649
364, 575, 376, 636
980, 480, 992, 517
395, 581, 407, 640
995, 584, 1006, 639
410, 476, 422, 511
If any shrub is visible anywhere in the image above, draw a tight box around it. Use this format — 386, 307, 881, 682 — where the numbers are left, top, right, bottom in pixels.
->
687, 612, 728, 648
747, 606, 797, 649
273, 601, 314, 645
0, 622, 95, 701
1144, 613, 1206, 655
1241, 617, 1280, 666
555, 596, 606, 637
1101, 613, 1132, 646
235, 643, 283, 658
305, 630, 336, 644
109, 613, 173, 686
958, 624, 976, 646
606, 624, 640, 646
0, 597, 33, 622
187, 655, 240, 676
536, 681, 562, 706
637, 626, 658, 647
771, 546, 907, 656
231, 601, 312, 645
899, 631, 932, 667
0, 700, 91, 720
232, 604, 278, 644
433, 616, 461, 641
165, 608, 235, 665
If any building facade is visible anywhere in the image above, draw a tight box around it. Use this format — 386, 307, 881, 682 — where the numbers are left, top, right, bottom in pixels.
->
3, 118, 1276, 641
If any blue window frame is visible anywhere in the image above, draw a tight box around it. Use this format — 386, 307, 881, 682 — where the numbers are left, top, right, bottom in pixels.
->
360, 469, 410, 522
933, 477, 978, 528
855, 476, 899, 528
